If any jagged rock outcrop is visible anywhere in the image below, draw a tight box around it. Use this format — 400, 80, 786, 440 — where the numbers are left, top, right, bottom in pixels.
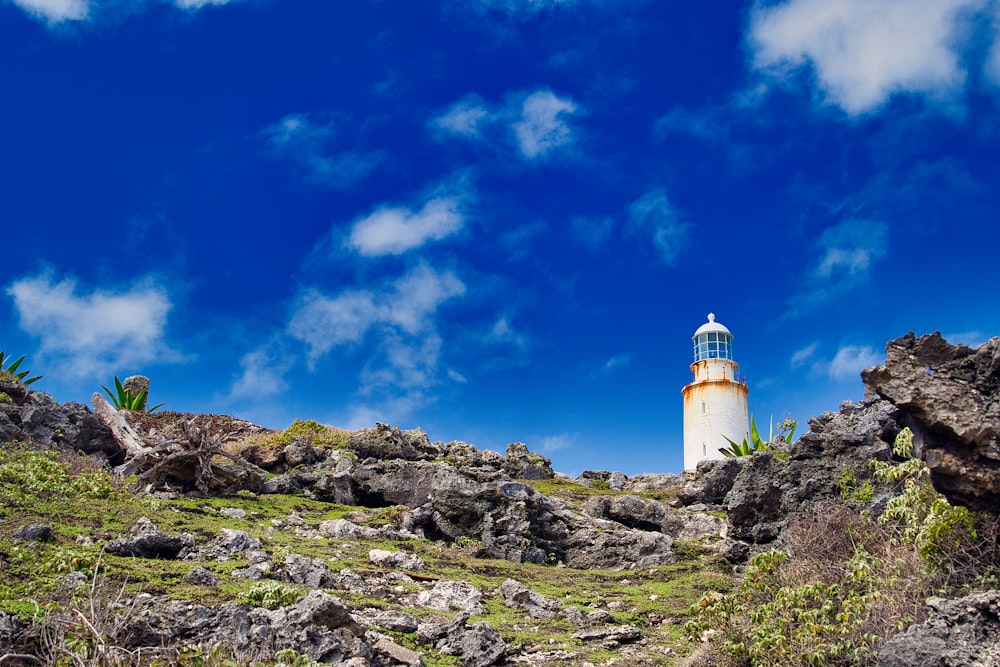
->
126, 591, 372, 663
104, 517, 194, 559
877, 590, 1000, 667
863, 332, 1000, 512
0, 377, 119, 459
676, 396, 901, 546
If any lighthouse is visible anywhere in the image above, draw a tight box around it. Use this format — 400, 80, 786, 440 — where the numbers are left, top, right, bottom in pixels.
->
682, 313, 750, 471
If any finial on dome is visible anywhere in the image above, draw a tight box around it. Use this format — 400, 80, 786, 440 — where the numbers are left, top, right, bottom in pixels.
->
707, 313, 715, 323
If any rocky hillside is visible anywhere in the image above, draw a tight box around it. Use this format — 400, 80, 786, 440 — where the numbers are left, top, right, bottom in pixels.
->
0, 331, 998, 666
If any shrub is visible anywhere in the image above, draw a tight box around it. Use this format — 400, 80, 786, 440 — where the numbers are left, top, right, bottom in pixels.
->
719, 416, 796, 458
101, 375, 164, 413
689, 427, 1000, 665
237, 580, 302, 610
0, 349, 42, 385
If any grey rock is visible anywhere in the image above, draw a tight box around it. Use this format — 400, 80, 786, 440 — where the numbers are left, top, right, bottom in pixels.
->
496, 578, 563, 619
122, 375, 150, 398
877, 590, 1000, 667
369, 548, 426, 571
348, 422, 442, 461
283, 553, 332, 588
231, 566, 265, 580
502, 442, 554, 480
417, 580, 484, 614
104, 517, 193, 559
572, 625, 642, 646
184, 566, 220, 586
429, 612, 507, 667
374, 636, 423, 666
13, 523, 52, 542
199, 528, 261, 560
371, 609, 420, 633
863, 332, 1000, 511
218, 507, 247, 520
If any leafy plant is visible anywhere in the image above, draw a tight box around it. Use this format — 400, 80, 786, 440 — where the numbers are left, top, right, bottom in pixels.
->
101, 375, 164, 413
719, 415, 796, 458
0, 349, 42, 385
237, 580, 302, 610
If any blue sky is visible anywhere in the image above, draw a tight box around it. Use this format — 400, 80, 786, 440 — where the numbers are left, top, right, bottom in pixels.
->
2, 0, 998, 475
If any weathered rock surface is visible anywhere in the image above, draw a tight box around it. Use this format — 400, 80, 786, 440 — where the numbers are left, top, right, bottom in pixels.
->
863, 332, 1000, 511
877, 590, 1000, 667
676, 395, 901, 546
128, 591, 370, 662
104, 517, 194, 559
0, 377, 119, 459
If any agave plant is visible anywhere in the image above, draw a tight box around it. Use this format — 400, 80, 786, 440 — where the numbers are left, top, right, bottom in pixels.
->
719, 415, 797, 458
101, 376, 164, 413
0, 350, 42, 386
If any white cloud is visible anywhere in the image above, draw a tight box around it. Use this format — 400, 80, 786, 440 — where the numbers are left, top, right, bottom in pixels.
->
600, 353, 633, 375
262, 113, 380, 189
626, 189, 690, 265
432, 88, 580, 160
173, 0, 233, 7
512, 90, 578, 159
287, 264, 465, 365
943, 331, 989, 347
790, 219, 887, 312
749, 0, 984, 114
487, 317, 530, 350
8, 0, 239, 24
447, 368, 468, 383
348, 196, 464, 257
9, 0, 88, 22
6, 272, 177, 378
790, 341, 819, 368
432, 96, 490, 138
228, 347, 289, 401
537, 432, 577, 454
823, 345, 881, 381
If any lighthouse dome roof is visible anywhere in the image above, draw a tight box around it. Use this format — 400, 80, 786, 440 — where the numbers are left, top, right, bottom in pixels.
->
693, 313, 731, 338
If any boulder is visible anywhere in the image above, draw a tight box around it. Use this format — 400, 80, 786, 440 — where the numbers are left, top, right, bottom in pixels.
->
877, 590, 1000, 667
417, 580, 484, 614
502, 443, 554, 480
347, 423, 442, 461
104, 517, 193, 559
496, 578, 563, 620
863, 332, 1000, 511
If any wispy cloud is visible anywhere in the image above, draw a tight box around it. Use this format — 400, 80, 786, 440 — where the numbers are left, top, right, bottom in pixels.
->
432, 95, 491, 138
789, 219, 887, 313
431, 88, 580, 161
749, 0, 984, 115
288, 263, 465, 367
348, 195, 465, 257
8, 0, 240, 24
626, 189, 690, 265
9, 0, 88, 22
262, 113, 381, 189
6, 271, 178, 379
227, 346, 290, 401
790, 341, 819, 368
818, 344, 881, 381
943, 331, 989, 347
537, 432, 577, 454
487, 317, 530, 350
597, 352, 633, 376
512, 90, 578, 159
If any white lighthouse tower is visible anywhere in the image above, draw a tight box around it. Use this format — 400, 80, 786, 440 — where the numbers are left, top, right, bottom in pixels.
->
682, 313, 750, 471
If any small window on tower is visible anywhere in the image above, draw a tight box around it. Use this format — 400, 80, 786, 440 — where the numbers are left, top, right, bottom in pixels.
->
702, 401, 706, 414
703, 443, 706, 456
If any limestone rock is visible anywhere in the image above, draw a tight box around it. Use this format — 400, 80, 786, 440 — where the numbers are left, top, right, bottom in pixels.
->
369, 548, 427, 571
184, 566, 220, 586
877, 590, 1000, 667
863, 332, 1000, 511
417, 580, 484, 614
502, 443, 554, 480
104, 517, 193, 559
496, 578, 563, 619
348, 423, 442, 461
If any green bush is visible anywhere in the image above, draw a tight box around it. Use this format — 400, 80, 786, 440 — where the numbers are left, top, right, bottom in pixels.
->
101, 375, 164, 413
689, 428, 1000, 665
0, 349, 42, 386
237, 580, 302, 610
0, 447, 117, 500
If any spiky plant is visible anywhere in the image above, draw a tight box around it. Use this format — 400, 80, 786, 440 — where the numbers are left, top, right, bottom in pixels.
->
0, 350, 42, 386
101, 376, 164, 413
